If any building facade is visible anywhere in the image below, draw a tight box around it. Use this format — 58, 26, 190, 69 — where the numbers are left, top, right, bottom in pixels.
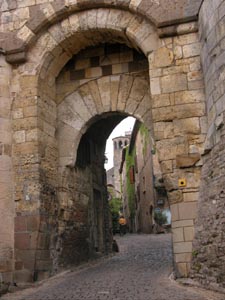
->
120, 121, 169, 233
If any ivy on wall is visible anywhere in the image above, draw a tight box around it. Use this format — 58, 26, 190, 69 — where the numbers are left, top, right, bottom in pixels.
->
109, 197, 122, 234
125, 147, 136, 221
139, 123, 149, 157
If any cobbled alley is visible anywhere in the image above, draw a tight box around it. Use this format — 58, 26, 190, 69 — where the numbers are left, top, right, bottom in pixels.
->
2, 234, 224, 300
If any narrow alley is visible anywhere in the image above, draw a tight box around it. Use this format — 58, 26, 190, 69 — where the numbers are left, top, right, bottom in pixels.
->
2, 234, 224, 300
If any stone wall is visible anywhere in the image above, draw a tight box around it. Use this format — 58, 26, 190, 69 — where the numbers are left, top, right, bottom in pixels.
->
190, 0, 225, 290
133, 124, 155, 233
148, 31, 206, 277
0, 56, 14, 283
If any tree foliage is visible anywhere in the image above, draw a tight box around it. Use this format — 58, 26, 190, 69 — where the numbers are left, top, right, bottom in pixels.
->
154, 210, 168, 226
109, 197, 122, 233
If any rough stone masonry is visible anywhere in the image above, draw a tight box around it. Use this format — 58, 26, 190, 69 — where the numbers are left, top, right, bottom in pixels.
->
0, 0, 224, 292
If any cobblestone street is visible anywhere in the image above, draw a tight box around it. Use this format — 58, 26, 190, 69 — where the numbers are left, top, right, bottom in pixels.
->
2, 234, 224, 300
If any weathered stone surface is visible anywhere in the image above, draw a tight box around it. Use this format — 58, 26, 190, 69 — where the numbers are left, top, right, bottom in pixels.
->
161, 74, 187, 93
178, 202, 197, 220
174, 241, 193, 254
176, 154, 201, 168
153, 47, 174, 68
1, 0, 224, 291
168, 190, 183, 204
190, 0, 225, 290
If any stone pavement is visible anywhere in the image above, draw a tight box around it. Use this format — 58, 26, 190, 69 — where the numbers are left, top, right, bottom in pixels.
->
2, 234, 225, 300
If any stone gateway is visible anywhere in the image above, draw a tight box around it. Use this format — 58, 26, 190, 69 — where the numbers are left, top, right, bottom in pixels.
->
0, 0, 224, 291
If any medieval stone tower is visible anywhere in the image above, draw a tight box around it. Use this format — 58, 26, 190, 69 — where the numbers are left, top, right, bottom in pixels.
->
112, 134, 130, 196
0, 0, 225, 291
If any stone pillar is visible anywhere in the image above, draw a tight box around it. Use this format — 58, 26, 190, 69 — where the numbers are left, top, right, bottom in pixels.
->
191, 0, 225, 289
0, 55, 14, 282
148, 26, 206, 277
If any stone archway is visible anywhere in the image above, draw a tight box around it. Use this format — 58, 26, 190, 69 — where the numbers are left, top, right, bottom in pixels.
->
6, 5, 206, 282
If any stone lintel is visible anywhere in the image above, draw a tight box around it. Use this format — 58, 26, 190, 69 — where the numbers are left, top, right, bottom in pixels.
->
0, 32, 27, 64
176, 153, 201, 168
6, 51, 27, 64
158, 21, 198, 38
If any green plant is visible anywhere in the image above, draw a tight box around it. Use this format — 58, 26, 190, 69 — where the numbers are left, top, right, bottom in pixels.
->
192, 250, 199, 257
109, 197, 122, 233
154, 211, 167, 226
125, 147, 136, 221
139, 123, 149, 156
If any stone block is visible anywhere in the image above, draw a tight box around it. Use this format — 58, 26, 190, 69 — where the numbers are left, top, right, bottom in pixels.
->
174, 253, 192, 263
88, 80, 103, 114
15, 216, 27, 232
110, 75, 120, 111
183, 43, 201, 58
112, 63, 128, 74
152, 106, 174, 122
184, 226, 194, 241
79, 84, 97, 116
13, 142, 39, 155
174, 33, 199, 46
172, 219, 194, 228
12, 108, 23, 119
23, 106, 38, 117
37, 233, 50, 250
161, 74, 187, 93
168, 190, 183, 204
152, 94, 171, 109
174, 46, 183, 59
75, 58, 90, 70
15, 260, 23, 271
97, 77, 111, 112
154, 121, 174, 140
162, 65, 189, 76
174, 90, 205, 105
176, 153, 201, 168
173, 241, 192, 254
156, 137, 188, 161
15, 233, 30, 250
174, 118, 201, 135
174, 103, 206, 119
184, 170, 201, 189
85, 67, 102, 78
178, 202, 197, 220
171, 204, 179, 221
173, 227, 184, 242
164, 173, 178, 191
13, 269, 33, 283
27, 215, 40, 231
161, 160, 173, 174
150, 77, 161, 95
187, 71, 203, 81
183, 192, 199, 202
153, 47, 174, 68
177, 262, 188, 277
188, 79, 204, 90
26, 129, 39, 142
13, 117, 38, 131
13, 130, 26, 143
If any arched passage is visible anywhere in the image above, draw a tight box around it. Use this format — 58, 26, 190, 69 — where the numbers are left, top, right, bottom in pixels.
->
10, 6, 206, 283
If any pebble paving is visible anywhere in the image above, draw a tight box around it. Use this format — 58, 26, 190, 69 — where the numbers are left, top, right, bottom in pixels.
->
2, 234, 225, 300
